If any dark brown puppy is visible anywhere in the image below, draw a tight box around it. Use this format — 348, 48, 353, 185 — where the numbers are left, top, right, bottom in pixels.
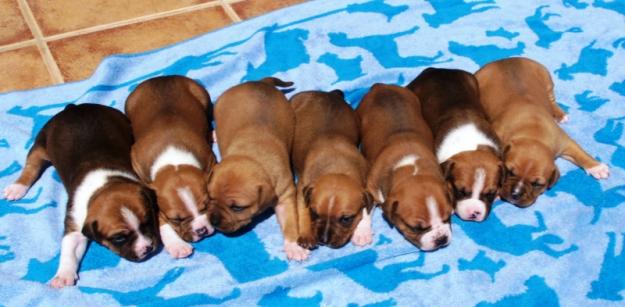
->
357, 83, 453, 251
3, 104, 158, 288
476, 57, 610, 207
291, 90, 372, 251
125, 76, 216, 259
408, 68, 503, 222
207, 77, 308, 261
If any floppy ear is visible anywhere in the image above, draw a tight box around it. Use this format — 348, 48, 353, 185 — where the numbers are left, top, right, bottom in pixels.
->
440, 160, 455, 180
141, 187, 159, 216
381, 200, 398, 228
258, 184, 278, 208
131, 147, 151, 184
498, 163, 505, 187
82, 220, 101, 241
502, 144, 512, 158
362, 191, 374, 213
302, 185, 313, 208
547, 167, 560, 188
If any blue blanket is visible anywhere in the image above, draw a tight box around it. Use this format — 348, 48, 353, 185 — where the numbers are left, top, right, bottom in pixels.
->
1, 0, 624, 305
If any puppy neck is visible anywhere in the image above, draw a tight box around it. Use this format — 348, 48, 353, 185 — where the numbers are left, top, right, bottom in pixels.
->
437, 122, 498, 163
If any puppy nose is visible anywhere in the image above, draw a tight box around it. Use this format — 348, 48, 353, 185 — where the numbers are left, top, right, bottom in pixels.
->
435, 236, 448, 247
144, 245, 154, 255
511, 190, 522, 200
469, 211, 481, 220
210, 214, 221, 227
195, 227, 209, 237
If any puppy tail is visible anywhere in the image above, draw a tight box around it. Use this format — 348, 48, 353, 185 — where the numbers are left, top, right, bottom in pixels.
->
329, 89, 344, 99
259, 77, 294, 88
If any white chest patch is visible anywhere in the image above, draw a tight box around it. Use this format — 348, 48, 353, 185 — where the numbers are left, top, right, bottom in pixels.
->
71, 169, 137, 231
393, 154, 419, 176
150, 146, 202, 181
436, 123, 498, 163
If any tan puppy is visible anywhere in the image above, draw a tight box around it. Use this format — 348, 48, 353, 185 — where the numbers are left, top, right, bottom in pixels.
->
291, 90, 373, 251
408, 68, 503, 222
3, 104, 158, 288
476, 57, 610, 207
357, 84, 453, 251
207, 77, 308, 260
125, 76, 216, 258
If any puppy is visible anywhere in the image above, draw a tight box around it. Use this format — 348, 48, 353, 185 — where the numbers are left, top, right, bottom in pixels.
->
291, 90, 373, 250
408, 68, 503, 222
475, 57, 610, 207
125, 76, 216, 258
207, 77, 309, 261
3, 104, 158, 288
356, 84, 453, 251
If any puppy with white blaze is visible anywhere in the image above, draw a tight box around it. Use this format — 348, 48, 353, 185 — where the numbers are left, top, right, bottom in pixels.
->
408, 68, 503, 222
3, 104, 159, 288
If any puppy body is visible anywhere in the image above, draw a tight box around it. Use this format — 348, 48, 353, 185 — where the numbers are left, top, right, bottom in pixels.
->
208, 77, 308, 260
3, 104, 158, 288
408, 68, 503, 222
357, 84, 452, 251
291, 90, 372, 250
475, 57, 609, 207
125, 76, 216, 258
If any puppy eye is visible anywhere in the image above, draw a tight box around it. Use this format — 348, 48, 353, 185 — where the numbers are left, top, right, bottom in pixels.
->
110, 234, 129, 246
506, 168, 516, 177
531, 181, 545, 188
230, 204, 245, 212
338, 215, 355, 226
170, 216, 186, 225
310, 209, 319, 220
455, 188, 470, 199
484, 191, 497, 202
410, 224, 430, 233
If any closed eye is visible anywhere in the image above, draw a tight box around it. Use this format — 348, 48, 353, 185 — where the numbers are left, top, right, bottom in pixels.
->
454, 187, 470, 199
338, 215, 355, 226
230, 204, 246, 212
531, 181, 545, 188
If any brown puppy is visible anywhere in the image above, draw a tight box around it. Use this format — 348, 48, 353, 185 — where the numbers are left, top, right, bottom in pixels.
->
357, 84, 453, 251
408, 68, 503, 222
3, 104, 158, 288
125, 76, 216, 258
291, 90, 373, 251
207, 77, 308, 260
475, 57, 610, 207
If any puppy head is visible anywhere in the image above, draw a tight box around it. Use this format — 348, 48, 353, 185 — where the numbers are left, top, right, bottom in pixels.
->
381, 176, 453, 251
441, 146, 503, 222
151, 165, 213, 242
83, 180, 158, 261
207, 158, 277, 233
302, 174, 373, 248
500, 140, 559, 207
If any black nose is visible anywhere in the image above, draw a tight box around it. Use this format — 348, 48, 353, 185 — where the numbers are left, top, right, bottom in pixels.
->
210, 214, 221, 227
511, 190, 522, 200
435, 236, 448, 247
145, 245, 154, 254
196, 227, 208, 237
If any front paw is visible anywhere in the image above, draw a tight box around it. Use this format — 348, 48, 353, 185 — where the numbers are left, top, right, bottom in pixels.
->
284, 240, 310, 261
50, 271, 77, 289
558, 114, 570, 124
351, 225, 373, 247
3, 183, 28, 201
586, 163, 609, 179
297, 234, 317, 250
165, 241, 193, 259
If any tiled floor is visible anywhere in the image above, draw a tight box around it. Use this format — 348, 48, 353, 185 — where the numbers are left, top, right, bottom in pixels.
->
0, 0, 307, 93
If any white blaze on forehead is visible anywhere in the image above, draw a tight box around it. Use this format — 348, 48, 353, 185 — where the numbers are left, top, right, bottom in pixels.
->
150, 146, 202, 181
393, 154, 419, 176
456, 168, 488, 222
419, 196, 452, 251
72, 169, 138, 231
471, 168, 487, 198
177, 186, 213, 238
121, 206, 153, 254
436, 123, 498, 163
426, 196, 442, 225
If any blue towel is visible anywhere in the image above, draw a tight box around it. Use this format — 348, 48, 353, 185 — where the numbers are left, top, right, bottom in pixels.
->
1, 0, 624, 305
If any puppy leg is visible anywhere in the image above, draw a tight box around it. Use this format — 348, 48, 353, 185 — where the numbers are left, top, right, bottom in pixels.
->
275, 185, 309, 261
50, 231, 88, 288
351, 207, 374, 247
4, 143, 49, 200
160, 223, 193, 259
561, 138, 609, 179
543, 72, 568, 123
296, 184, 316, 250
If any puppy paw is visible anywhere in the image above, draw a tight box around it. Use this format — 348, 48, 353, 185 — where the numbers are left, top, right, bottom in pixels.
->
3, 183, 28, 201
165, 241, 194, 259
49, 271, 77, 289
558, 114, 570, 124
351, 226, 373, 247
284, 240, 309, 261
297, 235, 316, 250
586, 163, 609, 179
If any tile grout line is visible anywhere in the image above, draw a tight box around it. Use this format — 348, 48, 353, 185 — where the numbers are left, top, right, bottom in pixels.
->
17, 0, 64, 84
43, 1, 224, 43
220, 0, 242, 22
0, 39, 37, 53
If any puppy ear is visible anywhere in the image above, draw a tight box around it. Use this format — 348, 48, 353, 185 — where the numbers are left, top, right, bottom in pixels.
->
502, 144, 512, 157
302, 185, 313, 208
381, 200, 398, 227
82, 220, 101, 241
547, 167, 560, 188
362, 191, 374, 213
257, 184, 278, 208
498, 163, 505, 187
440, 160, 455, 180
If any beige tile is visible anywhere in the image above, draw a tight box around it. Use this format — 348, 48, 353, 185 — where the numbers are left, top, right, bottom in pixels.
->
48, 6, 232, 82
232, 0, 307, 20
0, 0, 33, 45
28, 0, 214, 36
0, 46, 53, 93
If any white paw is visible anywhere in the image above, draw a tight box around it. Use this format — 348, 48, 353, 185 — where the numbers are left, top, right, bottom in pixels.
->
559, 114, 570, 124
49, 271, 77, 289
586, 163, 610, 179
351, 226, 373, 247
3, 183, 28, 201
284, 240, 309, 261
165, 241, 193, 259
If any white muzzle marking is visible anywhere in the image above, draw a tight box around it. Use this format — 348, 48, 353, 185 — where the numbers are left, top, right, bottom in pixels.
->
419, 196, 452, 251
456, 168, 487, 222
121, 206, 153, 258
177, 186, 213, 241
